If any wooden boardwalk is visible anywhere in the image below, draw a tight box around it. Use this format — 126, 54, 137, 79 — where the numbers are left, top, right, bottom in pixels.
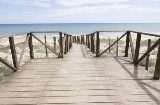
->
0, 44, 160, 105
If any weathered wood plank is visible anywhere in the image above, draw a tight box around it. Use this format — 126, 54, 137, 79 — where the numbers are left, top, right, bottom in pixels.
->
124, 32, 130, 57
145, 39, 151, 71
59, 32, 63, 58
133, 33, 141, 64
96, 32, 100, 57
28, 33, 34, 59
9, 36, 19, 69
153, 39, 160, 80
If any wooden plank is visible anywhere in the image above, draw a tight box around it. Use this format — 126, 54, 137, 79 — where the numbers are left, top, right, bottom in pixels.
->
18, 34, 30, 65
129, 34, 135, 60
145, 39, 151, 71
88, 35, 90, 48
28, 33, 34, 59
9, 36, 19, 70
96, 32, 100, 57
66, 34, 69, 52
59, 32, 63, 58
99, 32, 127, 57
64, 34, 67, 54
32, 34, 59, 57
124, 32, 130, 57
153, 38, 160, 80
137, 38, 160, 64
44, 35, 48, 56
86, 35, 88, 46
116, 37, 118, 57
0, 57, 18, 71
90, 34, 93, 52
133, 33, 141, 64
70, 35, 72, 48
92, 34, 95, 53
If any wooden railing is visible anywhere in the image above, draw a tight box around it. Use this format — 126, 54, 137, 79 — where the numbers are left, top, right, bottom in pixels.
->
84, 30, 160, 80
0, 31, 73, 71
1, 30, 160, 80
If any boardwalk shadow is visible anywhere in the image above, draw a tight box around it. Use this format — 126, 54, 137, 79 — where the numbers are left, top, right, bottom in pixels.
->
114, 57, 160, 104
80, 45, 96, 58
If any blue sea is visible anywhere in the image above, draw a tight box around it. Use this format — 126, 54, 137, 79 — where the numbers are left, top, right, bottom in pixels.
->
0, 23, 160, 36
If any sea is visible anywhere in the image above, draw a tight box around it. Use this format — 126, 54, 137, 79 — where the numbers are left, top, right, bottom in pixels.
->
0, 23, 160, 37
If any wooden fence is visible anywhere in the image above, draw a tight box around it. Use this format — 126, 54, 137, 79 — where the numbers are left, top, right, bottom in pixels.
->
83, 30, 160, 80
0, 31, 73, 71
1, 30, 160, 80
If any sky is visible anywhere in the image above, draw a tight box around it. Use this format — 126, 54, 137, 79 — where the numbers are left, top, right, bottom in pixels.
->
0, 0, 160, 23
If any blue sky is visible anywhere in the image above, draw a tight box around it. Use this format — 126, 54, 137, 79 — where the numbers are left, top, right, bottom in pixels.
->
0, 0, 160, 23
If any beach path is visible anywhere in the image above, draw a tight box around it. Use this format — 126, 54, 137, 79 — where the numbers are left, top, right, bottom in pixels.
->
0, 44, 160, 105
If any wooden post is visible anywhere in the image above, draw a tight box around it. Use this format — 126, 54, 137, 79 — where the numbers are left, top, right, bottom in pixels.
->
79, 36, 80, 44
64, 34, 67, 54
28, 33, 34, 59
76, 36, 78, 44
92, 33, 95, 53
88, 35, 90, 48
86, 35, 88, 46
67, 34, 69, 52
70, 35, 72, 48
153, 39, 160, 80
108, 38, 111, 53
80, 35, 82, 45
44, 35, 48, 56
96, 32, 100, 57
125, 32, 130, 57
9, 36, 19, 69
69, 35, 72, 49
133, 33, 141, 64
90, 35, 92, 50
116, 37, 118, 57
59, 32, 63, 58
53, 37, 56, 52
145, 39, 151, 71
83, 35, 85, 45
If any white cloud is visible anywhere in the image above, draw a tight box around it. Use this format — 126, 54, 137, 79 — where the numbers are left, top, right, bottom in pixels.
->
41, 4, 132, 17
55, 0, 130, 6
0, 0, 51, 7
129, 7, 160, 12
